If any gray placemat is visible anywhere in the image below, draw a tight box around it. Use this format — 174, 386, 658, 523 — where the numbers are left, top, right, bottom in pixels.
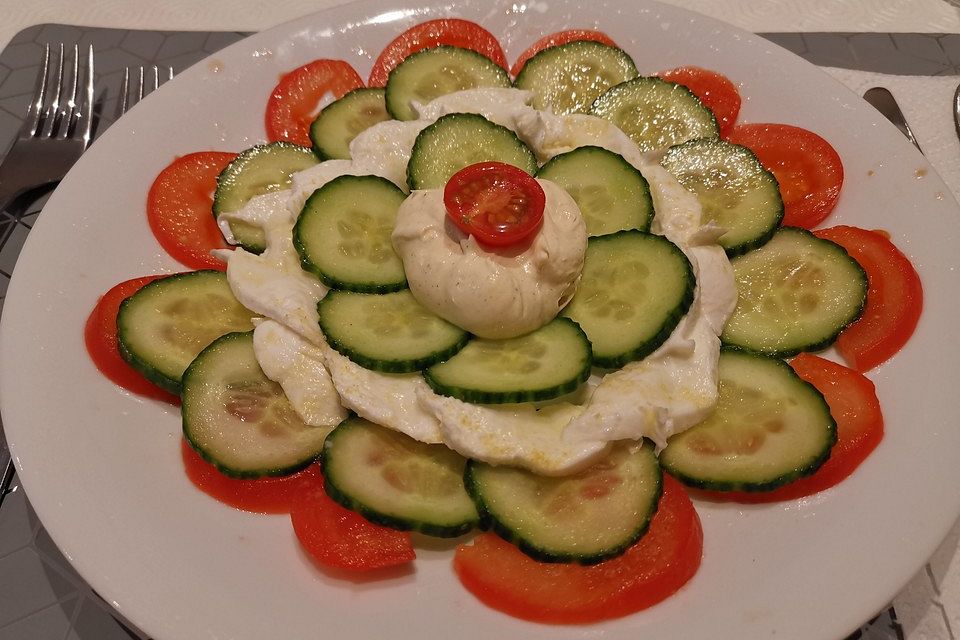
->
4, 23, 957, 640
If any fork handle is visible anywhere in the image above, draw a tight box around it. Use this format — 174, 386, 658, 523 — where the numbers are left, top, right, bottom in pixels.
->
0, 172, 30, 213
0, 150, 55, 213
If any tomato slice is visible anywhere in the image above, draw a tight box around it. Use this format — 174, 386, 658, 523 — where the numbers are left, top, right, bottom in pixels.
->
265, 59, 364, 147
84, 275, 180, 404
147, 151, 236, 271
368, 19, 508, 87
658, 66, 740, 137
444, 161, 545, 247
510, 29, 617, 77
814, 225, 923, 371
181, 440, 323, 513
724, 123, 843, 229
699, 353, 883, 503
290, 471, 415, 572
453, 474, 702, 624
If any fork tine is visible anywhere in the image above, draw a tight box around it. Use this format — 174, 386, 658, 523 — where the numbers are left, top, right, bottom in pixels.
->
80, 45, 94, 146
24, 44, 50, 136
56, 44, 80, 140
117, 64, 175, 118
40, 44, 65, 138
118, 66, 131, 117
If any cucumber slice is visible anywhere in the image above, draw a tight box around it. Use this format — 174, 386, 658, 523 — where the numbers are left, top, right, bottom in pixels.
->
536, 145, 654, 236
424, 318, 592, 404
407, 112, 538, 190
721, 227, 868, 357
317, 289, 469, 373
213, 142, 319, 252
590, 76, 719, 153
562, 230, 695, 368
513, 40, 638, 115
659, 348, 836, 491
465, 443, 662, 564
322, 416, 479, 537
310, 88, 390, 160
385, 45, 511, 121
117, 270, 255, 394
293, 174, 407, 293
661, 138, 783, 256
182, 331, 332, 478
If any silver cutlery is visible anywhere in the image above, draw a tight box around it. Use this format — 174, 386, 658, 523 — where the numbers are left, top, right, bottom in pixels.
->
953, 83, 960, 143
117, 64, 175, 117
0, 43, 95, 213
862, 87, 922, 152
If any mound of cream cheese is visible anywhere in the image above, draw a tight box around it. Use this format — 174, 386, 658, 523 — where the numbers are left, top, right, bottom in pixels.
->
392, 180, 586, 339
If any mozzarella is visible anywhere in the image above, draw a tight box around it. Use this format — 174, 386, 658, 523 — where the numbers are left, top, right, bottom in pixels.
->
349, 119, 430, 191
418, 391, 609, 475
252, 320, 348, 427
320, 342, 444, 444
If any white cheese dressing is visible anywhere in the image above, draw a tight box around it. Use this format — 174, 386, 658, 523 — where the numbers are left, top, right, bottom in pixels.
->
213, 87, 737, 476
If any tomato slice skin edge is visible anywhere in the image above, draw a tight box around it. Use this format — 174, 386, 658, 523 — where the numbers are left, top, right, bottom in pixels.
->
658, 66, 741, 137
725, 122, 843, 229
147, 151, 237, 271
368, 18, 508, 87
290, 471, 416, 572
510, 29, 617, 77
181, 440, 323, 514
265, 59, 364, 147
453, 474, 702, 624
814, 225, 923, 372
84, 275, 181, 404
697, 352, 884, 503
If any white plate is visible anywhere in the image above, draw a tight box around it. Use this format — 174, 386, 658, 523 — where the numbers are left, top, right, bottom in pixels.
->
3, 1, 960, 638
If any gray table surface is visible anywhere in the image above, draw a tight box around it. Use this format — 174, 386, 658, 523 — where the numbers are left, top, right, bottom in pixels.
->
2, 23, 957, 640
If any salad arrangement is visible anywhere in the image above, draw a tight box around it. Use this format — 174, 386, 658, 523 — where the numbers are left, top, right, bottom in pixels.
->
82, 17, 923, 625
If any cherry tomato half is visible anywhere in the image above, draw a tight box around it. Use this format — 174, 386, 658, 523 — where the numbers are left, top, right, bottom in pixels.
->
444, 161, 545, 247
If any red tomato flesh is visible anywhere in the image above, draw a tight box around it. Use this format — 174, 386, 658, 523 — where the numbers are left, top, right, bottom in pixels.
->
84, 275, 180, 404
444, 161, 545, 247
510, 29, 617, 77
265, 59, 364, 147
725, 123, 843, 229
290, 471, 415, 572
699, 353, 883, 503
453, 474, 702, 624
368, 19, 508, 87
181, 440, 323, 514
147, 151, 236, 271
814, 225, 923, 372
658, 66, 741, 137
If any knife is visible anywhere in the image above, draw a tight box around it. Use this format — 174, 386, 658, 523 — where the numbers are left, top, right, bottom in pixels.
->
759, 32, 960, 76
862, 87, 922, 152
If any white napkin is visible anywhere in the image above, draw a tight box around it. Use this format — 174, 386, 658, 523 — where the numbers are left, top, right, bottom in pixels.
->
823, 67, 960, 203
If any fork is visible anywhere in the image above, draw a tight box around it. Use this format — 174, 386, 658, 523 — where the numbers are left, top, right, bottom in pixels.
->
117, 64, 174, 117
0, 43, 94, 213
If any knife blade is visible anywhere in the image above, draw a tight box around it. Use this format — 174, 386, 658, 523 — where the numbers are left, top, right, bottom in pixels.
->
759, 32, 960, 76
862, 87, 922, 151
